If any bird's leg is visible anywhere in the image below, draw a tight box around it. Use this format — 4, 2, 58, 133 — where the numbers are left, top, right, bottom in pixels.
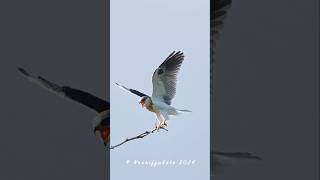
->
155, 118, 161, 131
159, 119, 167, 128
155, 113, 167, 131
163, 120, 167, 127
158, 118, 168, 130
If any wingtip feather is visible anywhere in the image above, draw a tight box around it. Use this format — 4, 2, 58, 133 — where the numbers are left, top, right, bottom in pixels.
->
17, 67, 30, 76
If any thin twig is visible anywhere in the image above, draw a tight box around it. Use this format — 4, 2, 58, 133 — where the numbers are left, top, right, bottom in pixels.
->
110, 127, 168, 150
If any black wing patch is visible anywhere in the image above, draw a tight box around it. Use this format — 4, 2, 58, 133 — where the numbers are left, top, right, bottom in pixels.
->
115, 83, 148, 97
18, 67, 109, 113
62, 87, 109, 113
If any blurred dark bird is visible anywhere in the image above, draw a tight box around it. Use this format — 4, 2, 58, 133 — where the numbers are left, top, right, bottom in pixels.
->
211, 0, 262, 176
211, 0, 232, 87
18, 68, 110, 146
211, 150, 263, 175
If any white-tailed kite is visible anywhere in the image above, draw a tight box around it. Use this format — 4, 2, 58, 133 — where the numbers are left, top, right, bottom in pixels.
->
18, 68, 110, 146
116, 51, 191, 130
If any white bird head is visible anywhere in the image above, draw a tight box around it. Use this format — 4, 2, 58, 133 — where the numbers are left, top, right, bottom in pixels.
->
139, 96, 150, 108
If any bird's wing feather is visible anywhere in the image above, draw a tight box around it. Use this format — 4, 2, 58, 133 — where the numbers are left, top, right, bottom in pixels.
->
211, 0, 232, 94
152, 51, 184, 105
18, 68, 109, 113
115, 83, 148, 97
211, 0, 232, 48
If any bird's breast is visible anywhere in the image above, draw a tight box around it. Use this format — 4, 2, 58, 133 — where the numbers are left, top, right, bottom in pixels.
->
145, 103, 159, 113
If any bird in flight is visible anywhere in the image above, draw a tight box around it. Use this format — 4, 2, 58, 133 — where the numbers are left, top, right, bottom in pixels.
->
116, 51, 191, 130
18, 68, 110, 146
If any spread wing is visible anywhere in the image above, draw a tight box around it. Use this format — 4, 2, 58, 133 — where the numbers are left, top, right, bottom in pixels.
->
152, 51, 184, 105
211, 0, 232, 93
115, 83, 148, 97
18, 68, 109, 113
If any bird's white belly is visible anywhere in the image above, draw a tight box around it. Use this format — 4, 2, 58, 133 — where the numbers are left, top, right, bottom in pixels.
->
152, 100, 177, 116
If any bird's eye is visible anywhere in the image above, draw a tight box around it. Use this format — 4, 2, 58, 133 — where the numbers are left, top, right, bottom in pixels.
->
157, 68, 164, 75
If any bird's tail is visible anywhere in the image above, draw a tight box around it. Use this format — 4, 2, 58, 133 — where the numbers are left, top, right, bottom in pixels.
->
177, 109, 192, 113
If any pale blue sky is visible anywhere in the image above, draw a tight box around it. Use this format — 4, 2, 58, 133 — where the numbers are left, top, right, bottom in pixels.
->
110, 0, 210, 179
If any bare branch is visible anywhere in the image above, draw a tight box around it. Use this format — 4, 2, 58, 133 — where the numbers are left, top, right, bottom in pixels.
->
110, 127, 168, 150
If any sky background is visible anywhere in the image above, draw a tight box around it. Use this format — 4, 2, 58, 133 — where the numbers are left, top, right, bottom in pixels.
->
110, 0, 210, 180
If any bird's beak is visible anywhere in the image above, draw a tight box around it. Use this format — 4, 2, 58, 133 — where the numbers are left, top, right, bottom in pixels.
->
139, 101, 145, 108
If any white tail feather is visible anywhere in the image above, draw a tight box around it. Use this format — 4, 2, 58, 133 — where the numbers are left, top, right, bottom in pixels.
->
177, 109, 192, 113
